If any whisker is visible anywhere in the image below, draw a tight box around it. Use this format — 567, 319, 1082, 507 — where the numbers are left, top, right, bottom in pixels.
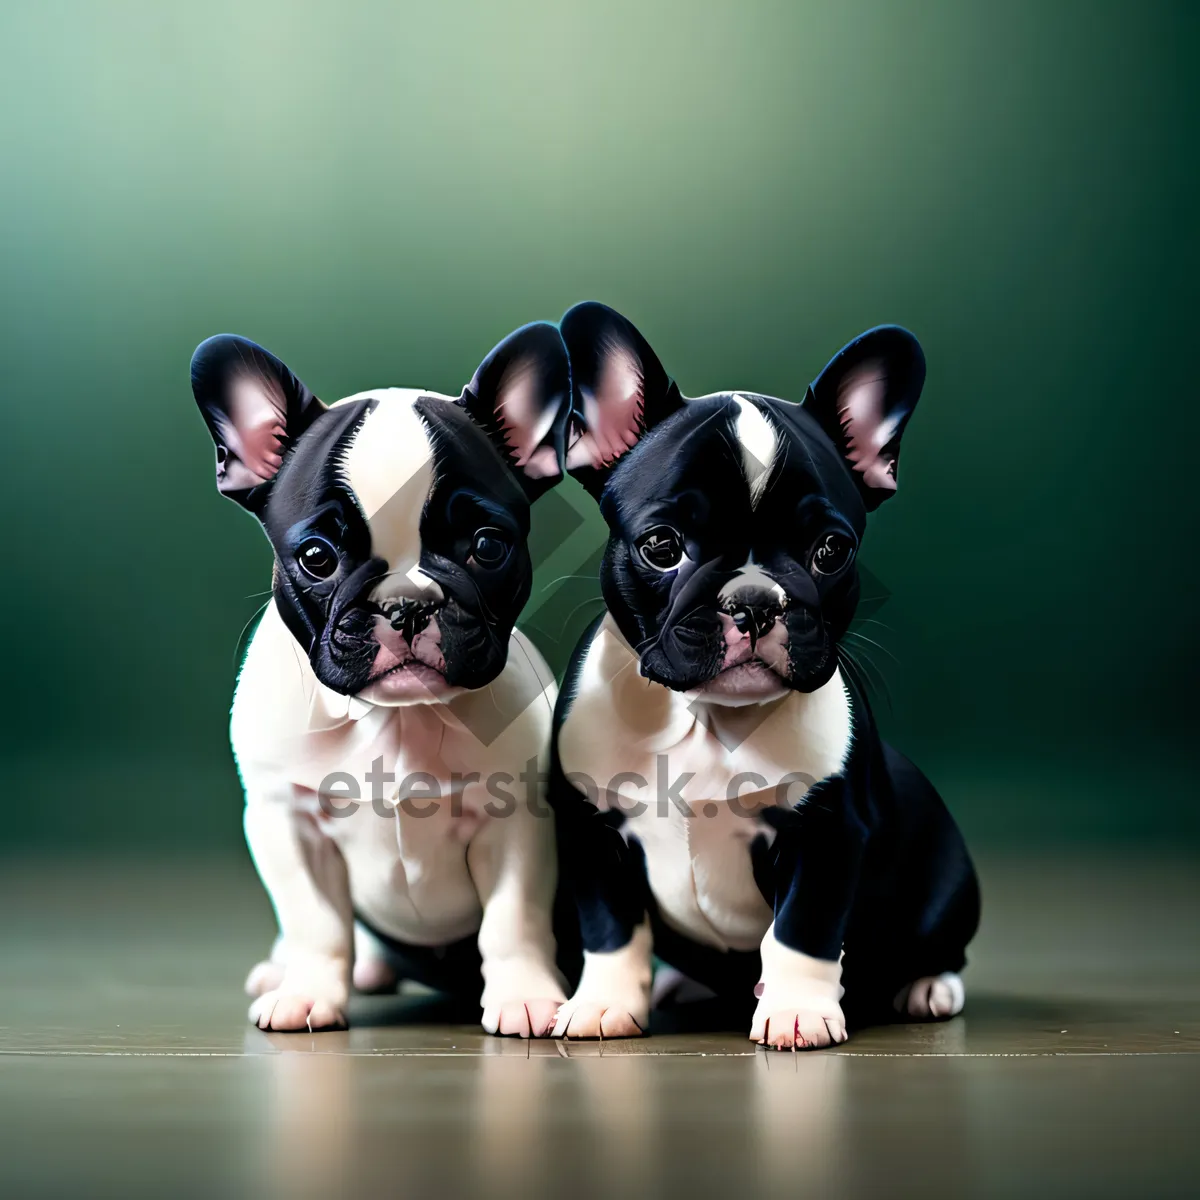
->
537, 573, 605, 591
232, 600, 272, 670
842, 629, 899, 665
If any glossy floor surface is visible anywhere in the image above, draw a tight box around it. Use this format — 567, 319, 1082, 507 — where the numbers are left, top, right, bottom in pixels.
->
2, 853, 1198, 1198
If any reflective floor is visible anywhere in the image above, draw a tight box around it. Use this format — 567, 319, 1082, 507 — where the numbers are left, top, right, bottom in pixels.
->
2, 853, 1198, 1198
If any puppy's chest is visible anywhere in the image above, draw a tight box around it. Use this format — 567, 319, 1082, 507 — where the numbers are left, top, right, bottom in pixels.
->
262, 702, 497, 942
558, 628, 853, 951
232, 611, 543, 944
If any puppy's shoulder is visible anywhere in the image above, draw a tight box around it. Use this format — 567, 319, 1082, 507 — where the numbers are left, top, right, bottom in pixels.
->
555, 614, 682, 768
230, 604, 327, 755
439, 627, 559, 765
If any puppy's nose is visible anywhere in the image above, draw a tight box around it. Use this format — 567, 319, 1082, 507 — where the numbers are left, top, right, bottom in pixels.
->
383, 598, 436, 643
720, 591, 783, 648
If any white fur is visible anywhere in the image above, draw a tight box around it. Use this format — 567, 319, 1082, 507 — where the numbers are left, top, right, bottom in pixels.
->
235, 603, 564, 1032
894, 972, 965, 1020
558, 617, 852, 953
716, 558, 788, 610
750, 922, 848, 1049
336, 389, 444, 605
552, 920, 654, 1038
733, 395, 778, 508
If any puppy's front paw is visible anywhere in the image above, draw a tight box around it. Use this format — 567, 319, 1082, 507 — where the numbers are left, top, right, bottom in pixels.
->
752, 922, 846, 1050
482, 998, 565, 1038
750, 1003, 847, 1050
244, 959, 285, 998
551, 995, 647, 1039
249, 986, 348, 1032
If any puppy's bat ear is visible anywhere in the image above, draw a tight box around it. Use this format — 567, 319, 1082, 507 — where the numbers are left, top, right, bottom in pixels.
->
190, 335, 327, 514
457, 321, 572, 501
558, 302, 686, 499
802, 326, 926, 511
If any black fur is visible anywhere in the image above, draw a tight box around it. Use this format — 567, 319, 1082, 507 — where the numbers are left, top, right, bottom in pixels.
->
550, 302, 979, 1021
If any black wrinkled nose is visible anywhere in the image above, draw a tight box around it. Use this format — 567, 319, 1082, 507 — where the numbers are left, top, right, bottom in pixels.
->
384, 598, 435, 643
720, 592, 782, 649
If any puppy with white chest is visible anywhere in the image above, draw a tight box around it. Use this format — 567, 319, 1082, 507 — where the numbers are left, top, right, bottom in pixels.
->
191, 323, 573, 1036
550, 303, 980, 1048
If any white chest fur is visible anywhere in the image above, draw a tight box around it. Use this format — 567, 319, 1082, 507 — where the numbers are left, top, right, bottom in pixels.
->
232, 605, 557, 946
558, 617, 852, 951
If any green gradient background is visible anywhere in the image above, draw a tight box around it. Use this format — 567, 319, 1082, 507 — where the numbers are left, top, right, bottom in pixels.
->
1, 1, 1195, 850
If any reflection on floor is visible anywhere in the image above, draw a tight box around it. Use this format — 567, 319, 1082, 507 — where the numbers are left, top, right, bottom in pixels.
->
1, 853, 1197, 1198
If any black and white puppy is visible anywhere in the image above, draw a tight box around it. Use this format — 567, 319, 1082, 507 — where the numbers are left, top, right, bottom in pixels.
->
192, 324, 572, 1036
550, 303, 980, 1049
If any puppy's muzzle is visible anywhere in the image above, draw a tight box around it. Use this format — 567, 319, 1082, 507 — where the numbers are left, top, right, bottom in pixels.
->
383, 598, 439, 644
718, 588, 783, 650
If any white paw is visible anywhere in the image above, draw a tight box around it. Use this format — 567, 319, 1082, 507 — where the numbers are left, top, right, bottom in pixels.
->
249, 988, 348, 1031
244, 959, 285, 998
894, 972, 965, 1020
551, 994, 648, 1039
480, 955, 567, 1038
750, 1003, 848, 1050
482, 997, 565, 1038
752, 923, 847, 1050
551, 923, 654, 1039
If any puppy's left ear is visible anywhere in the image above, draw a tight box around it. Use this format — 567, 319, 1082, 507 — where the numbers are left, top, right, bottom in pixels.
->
457, 321, 572, 500
558, 302, 686, 499
803, 326, 926, 510
191, 335, 327, 515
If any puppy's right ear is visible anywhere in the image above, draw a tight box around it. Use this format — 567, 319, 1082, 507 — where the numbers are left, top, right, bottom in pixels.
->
559, 302, 685, 498
190, 335, 327, 514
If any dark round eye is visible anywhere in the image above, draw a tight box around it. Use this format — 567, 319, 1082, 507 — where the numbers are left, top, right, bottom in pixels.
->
296, 537, 338, 580
470, 527, 511, 568
811, 532, 855, 576
638, 526, 686, 572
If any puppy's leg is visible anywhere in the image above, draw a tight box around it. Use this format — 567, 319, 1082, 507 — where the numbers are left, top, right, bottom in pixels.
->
549, 776, 653, 1039
750, 922, 848, 1050
552, 920, 653, 1039
244, 798, 353, 1031
352, 923, 400, 994
894, 972, 965, 1020
468, 806, 567, 1038
752, 782, 870, 1050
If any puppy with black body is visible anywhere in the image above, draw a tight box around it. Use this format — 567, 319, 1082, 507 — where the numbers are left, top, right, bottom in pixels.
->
549, 302, 980, 1049
192, 323, 573, 1035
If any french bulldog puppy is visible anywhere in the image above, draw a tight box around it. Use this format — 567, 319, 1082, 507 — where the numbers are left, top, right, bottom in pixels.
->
191, 323, 573, 1035
550, 303, 980, 1049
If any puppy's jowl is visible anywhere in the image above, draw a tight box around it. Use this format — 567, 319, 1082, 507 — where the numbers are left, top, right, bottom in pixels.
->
192, 324, 573, 1036
551, 303, 980, 1048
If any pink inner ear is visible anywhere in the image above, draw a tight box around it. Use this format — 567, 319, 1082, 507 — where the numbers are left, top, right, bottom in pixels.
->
495, 355, 562, 481
215, 371, 288, 486
564, 344, 644, 471
837, 361, 901, 493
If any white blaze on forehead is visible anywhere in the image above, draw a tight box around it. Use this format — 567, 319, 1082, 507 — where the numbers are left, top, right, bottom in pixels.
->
733, 395, 777, 508
717, 559, 787, 608
336, 389, 442, 602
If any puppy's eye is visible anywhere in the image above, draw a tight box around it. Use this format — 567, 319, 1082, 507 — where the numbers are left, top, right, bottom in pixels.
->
470, 527, 511, 568
296, 536, 338, 580
811, 532, 855, 576
638, 526, 686, 572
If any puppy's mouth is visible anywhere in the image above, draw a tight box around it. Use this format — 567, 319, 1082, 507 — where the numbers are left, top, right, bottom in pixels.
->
694, 613, 790, 703
358, 612, 455, 704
